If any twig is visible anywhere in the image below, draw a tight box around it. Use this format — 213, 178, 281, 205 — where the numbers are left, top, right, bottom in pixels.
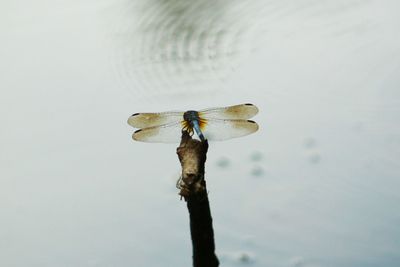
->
176, 131, 219, 267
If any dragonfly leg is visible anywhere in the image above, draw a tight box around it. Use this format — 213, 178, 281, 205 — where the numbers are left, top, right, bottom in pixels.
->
192, 120, 206, 142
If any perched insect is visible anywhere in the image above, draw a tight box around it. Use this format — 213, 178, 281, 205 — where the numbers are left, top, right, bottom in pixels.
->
127, 103, 259, 143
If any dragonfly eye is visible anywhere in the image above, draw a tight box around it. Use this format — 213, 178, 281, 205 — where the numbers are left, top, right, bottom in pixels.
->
183, 110, 200, 123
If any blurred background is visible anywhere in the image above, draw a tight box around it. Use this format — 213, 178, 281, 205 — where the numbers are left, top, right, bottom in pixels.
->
1, 0, 400, 266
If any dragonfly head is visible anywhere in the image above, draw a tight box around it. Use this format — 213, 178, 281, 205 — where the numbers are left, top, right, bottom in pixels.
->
183, 110, 200, 126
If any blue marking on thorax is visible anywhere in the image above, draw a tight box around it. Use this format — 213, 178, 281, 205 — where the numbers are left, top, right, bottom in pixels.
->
192, 119, 205, 141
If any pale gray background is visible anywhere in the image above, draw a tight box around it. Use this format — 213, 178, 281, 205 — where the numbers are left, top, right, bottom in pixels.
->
1, 0, 400, 266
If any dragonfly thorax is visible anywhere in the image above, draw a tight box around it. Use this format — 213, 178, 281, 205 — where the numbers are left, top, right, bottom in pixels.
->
183, 110, 206, 141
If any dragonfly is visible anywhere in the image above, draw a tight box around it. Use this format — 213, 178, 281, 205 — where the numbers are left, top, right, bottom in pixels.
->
127, 103, 259, 143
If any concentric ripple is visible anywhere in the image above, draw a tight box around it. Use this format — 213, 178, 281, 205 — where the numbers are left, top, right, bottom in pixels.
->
108, 0, 373, 99
109, 0, 269, 99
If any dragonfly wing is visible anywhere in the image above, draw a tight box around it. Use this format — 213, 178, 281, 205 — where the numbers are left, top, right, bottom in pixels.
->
199, 103, 258, 120
132, 122, 185, 143
127, 111, 184, 128
201, 119, 259, 141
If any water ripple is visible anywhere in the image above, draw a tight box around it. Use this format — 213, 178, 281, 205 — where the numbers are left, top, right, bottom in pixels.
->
108, 0, 373, 99
110, 0, 268, 98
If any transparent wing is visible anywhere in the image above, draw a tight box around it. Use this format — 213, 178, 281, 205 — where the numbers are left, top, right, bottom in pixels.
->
199, 103, 258, 120
127, 111, 184, 128
132, 122, 185, 143
201, 119, 259, 141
